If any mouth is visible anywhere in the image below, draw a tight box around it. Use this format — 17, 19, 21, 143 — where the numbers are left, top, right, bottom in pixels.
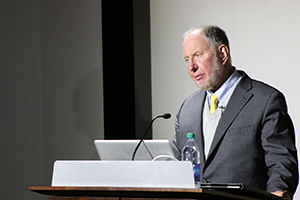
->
194, 74, 204, 82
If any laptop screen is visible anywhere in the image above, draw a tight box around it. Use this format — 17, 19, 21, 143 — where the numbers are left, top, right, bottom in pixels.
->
94, 139, 176, 161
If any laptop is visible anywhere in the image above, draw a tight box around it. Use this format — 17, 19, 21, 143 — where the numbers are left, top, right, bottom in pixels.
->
94, 139, 176, 161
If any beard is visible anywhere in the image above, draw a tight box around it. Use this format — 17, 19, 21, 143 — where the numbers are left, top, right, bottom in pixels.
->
195, 58, 224, 91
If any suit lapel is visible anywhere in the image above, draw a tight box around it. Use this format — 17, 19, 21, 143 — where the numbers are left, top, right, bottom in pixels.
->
205, 71, 254, 165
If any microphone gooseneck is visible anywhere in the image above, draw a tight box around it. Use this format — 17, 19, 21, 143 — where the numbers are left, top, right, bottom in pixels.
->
131, 113, 171, 160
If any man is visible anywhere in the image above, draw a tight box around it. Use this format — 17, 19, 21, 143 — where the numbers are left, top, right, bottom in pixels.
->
172, 26, 298, 199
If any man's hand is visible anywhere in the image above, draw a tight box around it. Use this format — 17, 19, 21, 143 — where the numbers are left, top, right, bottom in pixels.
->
271, 190, 291, 200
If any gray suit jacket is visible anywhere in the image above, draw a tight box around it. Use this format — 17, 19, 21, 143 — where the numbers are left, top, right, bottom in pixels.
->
172, 70, 298, 196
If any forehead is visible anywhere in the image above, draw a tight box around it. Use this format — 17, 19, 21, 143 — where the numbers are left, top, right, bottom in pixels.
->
182, 31, 211, 55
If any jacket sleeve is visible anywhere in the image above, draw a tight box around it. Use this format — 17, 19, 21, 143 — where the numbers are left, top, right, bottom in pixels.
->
261, 91, 298, 197
172, 100, 186, 161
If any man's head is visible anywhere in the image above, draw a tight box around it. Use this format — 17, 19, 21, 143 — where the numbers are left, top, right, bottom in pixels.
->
182, 25, 232, 91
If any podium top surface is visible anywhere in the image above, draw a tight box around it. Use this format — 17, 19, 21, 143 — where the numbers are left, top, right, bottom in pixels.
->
28, 186, 283, 200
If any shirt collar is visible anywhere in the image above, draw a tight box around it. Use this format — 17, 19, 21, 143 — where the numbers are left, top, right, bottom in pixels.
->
207, 67, 240, 105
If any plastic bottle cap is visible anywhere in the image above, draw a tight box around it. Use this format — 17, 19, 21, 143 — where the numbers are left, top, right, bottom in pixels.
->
186, 133, 195, 138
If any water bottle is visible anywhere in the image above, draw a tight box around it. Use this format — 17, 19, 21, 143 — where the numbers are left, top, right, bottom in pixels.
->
181, 133, 201, 188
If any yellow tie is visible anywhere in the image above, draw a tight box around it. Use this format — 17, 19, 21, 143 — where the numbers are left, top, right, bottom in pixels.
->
209, 93, 218, 114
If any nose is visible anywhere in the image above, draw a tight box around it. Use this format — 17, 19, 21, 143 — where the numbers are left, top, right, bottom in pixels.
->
187, 59, 197, 73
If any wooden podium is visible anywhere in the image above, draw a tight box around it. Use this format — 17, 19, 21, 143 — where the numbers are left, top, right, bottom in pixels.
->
29, 186, 283, 200
31, 161, 282, 200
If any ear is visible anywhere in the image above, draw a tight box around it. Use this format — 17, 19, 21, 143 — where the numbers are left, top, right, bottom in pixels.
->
218, 45, 229, 65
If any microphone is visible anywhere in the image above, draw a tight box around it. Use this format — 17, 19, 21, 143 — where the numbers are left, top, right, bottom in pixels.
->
131, 113, 171, 160
219, 105, 225, 116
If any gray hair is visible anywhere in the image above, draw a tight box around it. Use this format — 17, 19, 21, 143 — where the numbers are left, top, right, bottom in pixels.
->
183, 25, 230, 52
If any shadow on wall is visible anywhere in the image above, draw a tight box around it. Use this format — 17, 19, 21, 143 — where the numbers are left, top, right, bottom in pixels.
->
73, 69, 104, 159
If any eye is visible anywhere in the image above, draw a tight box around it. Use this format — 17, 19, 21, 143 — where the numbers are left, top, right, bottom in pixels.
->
184, 57, 189, 62
195, 53, 202, 59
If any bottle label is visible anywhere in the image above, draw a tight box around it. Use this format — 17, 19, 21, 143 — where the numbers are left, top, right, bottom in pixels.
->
193, 163, 200, 182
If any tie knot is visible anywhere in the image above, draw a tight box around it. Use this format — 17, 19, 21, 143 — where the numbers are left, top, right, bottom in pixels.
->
209, 93, 218, 114
210, 93, 218, 103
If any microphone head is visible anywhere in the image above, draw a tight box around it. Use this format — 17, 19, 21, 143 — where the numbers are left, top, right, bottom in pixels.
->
162, 113, 171, 119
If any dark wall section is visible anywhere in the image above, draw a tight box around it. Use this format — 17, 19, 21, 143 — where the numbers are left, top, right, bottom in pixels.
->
102, 1, 135, 139
102, 0, 151, 139
133, 0, 152, 139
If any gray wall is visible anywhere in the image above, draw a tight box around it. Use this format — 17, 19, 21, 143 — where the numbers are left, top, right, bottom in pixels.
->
150, 0, 300, 199
41, 0, 103, 184
1, 0, 103, 199
1, 1, 45, 199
